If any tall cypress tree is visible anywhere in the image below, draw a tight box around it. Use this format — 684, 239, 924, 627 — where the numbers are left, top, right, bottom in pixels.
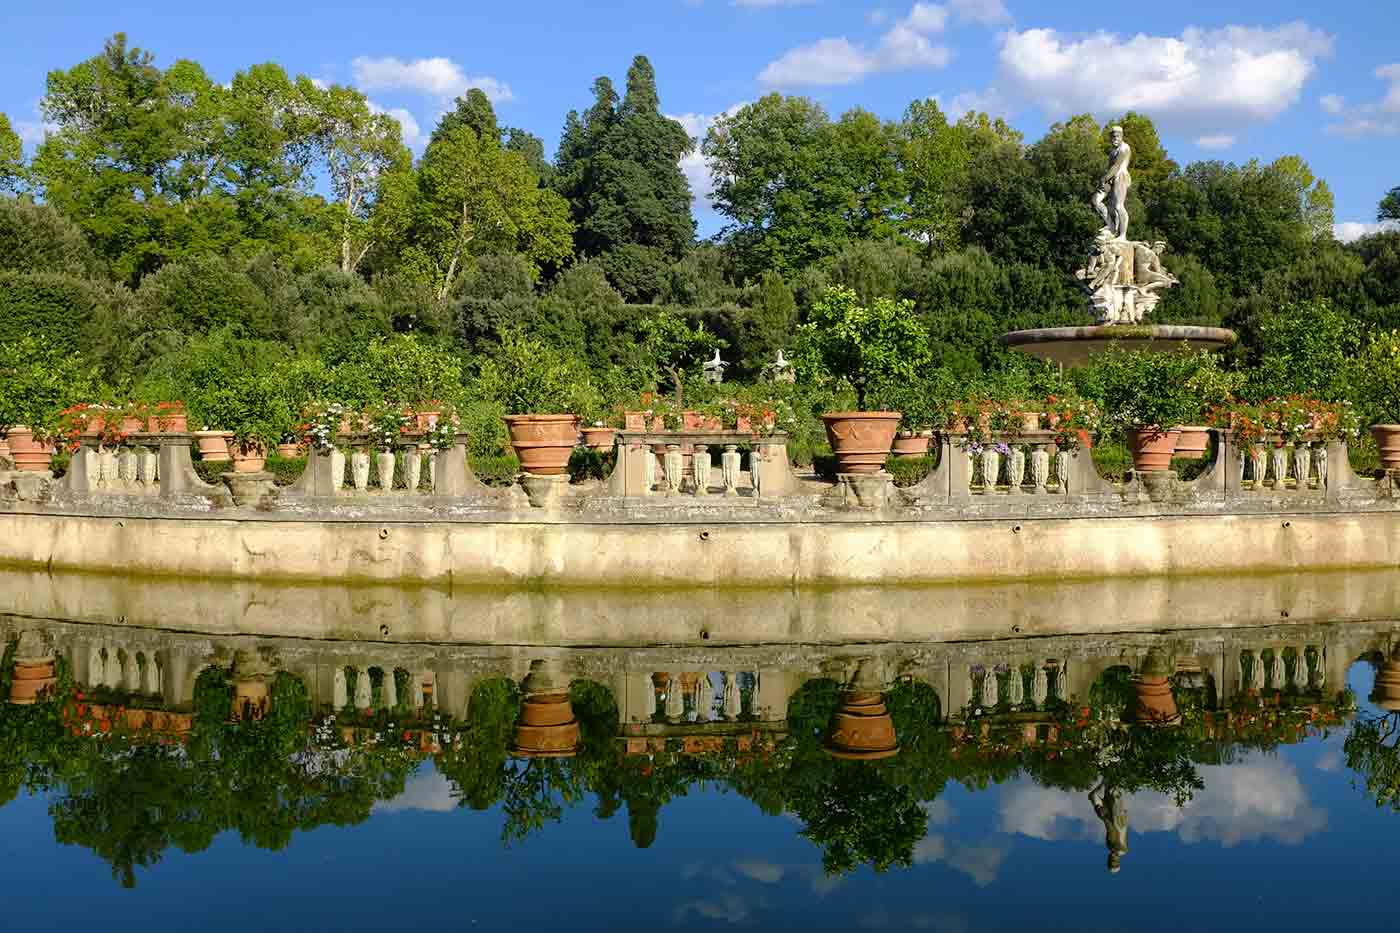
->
554, 57, 695, 266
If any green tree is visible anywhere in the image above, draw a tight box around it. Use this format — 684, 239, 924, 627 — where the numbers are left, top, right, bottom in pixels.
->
1270, 155, 1335, 241
555, 56, 695, 272
794, 286, 932, 410
896, 99, 969, 256
0, 112, 23, 192
408, 119, 573, 299
1377, 186, 1400, 224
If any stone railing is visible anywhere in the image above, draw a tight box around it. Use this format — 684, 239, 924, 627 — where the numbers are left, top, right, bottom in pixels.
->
911, 430, 1117, 500
281, 432, 474, 500
608, 430, 796, 498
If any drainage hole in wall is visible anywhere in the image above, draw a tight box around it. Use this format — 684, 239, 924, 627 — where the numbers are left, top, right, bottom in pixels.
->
1012, 524, 1022, 534
379, 527, 390, 540
699, 530, 711, 541
700, 629, 711, 640
380, 624, 391, 636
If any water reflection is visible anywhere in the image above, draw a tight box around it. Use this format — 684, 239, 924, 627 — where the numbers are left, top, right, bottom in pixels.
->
1, 616, 1393, 890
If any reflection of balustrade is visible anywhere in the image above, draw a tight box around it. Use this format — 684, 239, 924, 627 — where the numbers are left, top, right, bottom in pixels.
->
610, 431, 794, 498
963, 661, 1063, 714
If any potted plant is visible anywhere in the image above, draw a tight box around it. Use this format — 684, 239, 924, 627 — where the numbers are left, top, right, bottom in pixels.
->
479, 331, 595, 476
366, 402, 412, 488
275, 433, 302, 459
1088, 347, 1206, 473
189, 372, 293, 473
0, 334, 94, 472
1353, 331, 1400, 468
794, 287, 931, 474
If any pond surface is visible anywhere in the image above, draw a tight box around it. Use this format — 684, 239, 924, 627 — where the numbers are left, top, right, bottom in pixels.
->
2, 584, 1399, 931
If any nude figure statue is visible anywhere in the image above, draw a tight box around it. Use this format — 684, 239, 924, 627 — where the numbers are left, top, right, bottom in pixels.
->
1091, 125, 1132, 240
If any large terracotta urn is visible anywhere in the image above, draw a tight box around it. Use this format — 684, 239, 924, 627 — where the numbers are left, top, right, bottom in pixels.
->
504, 414, 579, 476
891, 431, 931, 459
8, 631, 56, 705
1372, 425, 1400, 471
824, 659, 899, 760
230, 441, 266, 473
1132, 649, 1181, 725
822, 412, 902, 474
1125, 427, 1181, 472
194, 430, 231, 462
581, 427, 616, 452
1370, 658, 1400, 712
5, 427, 56, 472
1173, 426, 1210, 460
512, 660, 580, 758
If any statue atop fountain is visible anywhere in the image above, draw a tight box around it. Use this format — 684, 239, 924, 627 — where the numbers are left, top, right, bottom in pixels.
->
1075, 126, 1180, 325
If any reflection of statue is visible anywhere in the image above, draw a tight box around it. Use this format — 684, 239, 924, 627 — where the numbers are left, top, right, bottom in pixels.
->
1089, 780, 1128, 873
1091, 126, 1132, 240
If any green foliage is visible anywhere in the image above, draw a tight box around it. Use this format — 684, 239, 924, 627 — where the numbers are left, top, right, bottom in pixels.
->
1078, 347, 1212, 431
795, 286, 932, 410
1354, 330, 1400, 425
477, 330, 595, 414
1380, 187, 1400, 224
0, 200, 105, 277
0, 332, 97, 435
1345, 711, 1400, 810
1245, 299, 1361, 401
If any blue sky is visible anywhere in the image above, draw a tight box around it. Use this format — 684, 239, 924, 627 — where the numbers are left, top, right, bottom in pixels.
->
2, 0, 1396, 239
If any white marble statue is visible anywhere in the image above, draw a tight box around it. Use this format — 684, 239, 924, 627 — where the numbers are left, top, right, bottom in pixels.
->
1092, 125, 1132, 241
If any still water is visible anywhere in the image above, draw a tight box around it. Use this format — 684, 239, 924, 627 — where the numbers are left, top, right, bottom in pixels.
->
2, 581, 1399, 931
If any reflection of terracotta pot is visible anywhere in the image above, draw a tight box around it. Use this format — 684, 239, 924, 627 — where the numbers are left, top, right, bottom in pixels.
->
1125, 427, 1181, 472
822, 412, 902, 474
1132, 677, 1181, 725
891, 432, 931, 459
824, 691, 899, 760
1370, 660, 1400, 712
5, 427, 55, 472
231, 441, 266, 473
9, 659, 57, 704
1173, 426, 1210, 460
1372, 425, 1400, 471
581, 427, 616, 451
504, 414, 579, 475
194, 430, 231, 462
512, 691, 580, 757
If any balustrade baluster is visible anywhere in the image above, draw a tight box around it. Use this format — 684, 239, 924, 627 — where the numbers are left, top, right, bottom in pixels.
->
1270, 446, 1287, 489
354, 667, 371, 709
982, 449, 1001, 492
1054, 449, 1069, 492
1031, 445, 1050, 493
404, 448, 423, 493
692, 445, 711, 496
722, 672, 741, 721
351, 450, 370, 492
1293, 445, 1312, 490
1314, 444, 1328, 489
981, 670, 1000, 708
1032, 667, 1049, 708
1008, 447, 1027, 495
663, 445, 684, 495
721, 445, 741, 496
1008, 668, 1025, 706
333, 668, 348, 709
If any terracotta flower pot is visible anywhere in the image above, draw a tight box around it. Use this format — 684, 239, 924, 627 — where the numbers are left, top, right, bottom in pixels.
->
1125, 427, 1181, 472
5, 427, 55, 472
414, 409, 441, 430
0, 437, 9, 463
1173, 426, 1210, 460
8, 659, 57, 705
119, 415, 145, 435
1369, 659, 1400, 712
194, 430, 231, 462
623, 411, 647, 431
512, 691, 581, 758
824, 690, 899, 760
148, 405, 188, 433
822, 412, 902, 474
231, 441, 266, 473
891, 432, 931, 459
1372, 425, 1400, 471
1019, 411, 1042, 432
275, 442, 301, 459
1132, 677, 1181, 725
581, 427, 616, 451
504, 414, 579, 475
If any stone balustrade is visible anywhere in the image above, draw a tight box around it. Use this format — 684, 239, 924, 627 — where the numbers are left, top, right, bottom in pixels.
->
609, 430, 796, 498
912, 430, 1117, 500
282, 432, 473, 499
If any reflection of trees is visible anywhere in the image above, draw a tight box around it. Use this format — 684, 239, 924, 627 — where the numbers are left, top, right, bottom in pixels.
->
1345, 712, 1400, 811
1, 664, 418, 888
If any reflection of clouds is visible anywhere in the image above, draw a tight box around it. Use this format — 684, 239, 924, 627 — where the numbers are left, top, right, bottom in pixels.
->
372, 766, 456, 813
923, 798, 954, 826
733, 859, 785, 883
913, 915, 971, 933
673, 894, 754, 925
1315, 749, 1342, 773
999, 758, 1328, 847
912, 801, 1007, 887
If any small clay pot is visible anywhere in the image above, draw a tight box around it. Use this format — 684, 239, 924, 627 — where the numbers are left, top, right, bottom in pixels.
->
581, 427, 616, 452
1173, 426, 1210, 460
230, 441, 266, 473
891, 432, 931, 459
1372, 425, 1400, 471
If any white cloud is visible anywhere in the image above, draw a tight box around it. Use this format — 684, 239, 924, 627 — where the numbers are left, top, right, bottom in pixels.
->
350, 55, 514, 104
758, 3, 954, 87
1323, 62, 1400, 137
667, 101, 749, 203
367, 101, 425, 148
999, 757, 1328, 850
995, 22, 1333, 137
948, 0, 1011, 26
868, 8, 890, 25
373, 766, 457, 812
1196, 134, 1235, 149
1335, 221, 1398, 242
